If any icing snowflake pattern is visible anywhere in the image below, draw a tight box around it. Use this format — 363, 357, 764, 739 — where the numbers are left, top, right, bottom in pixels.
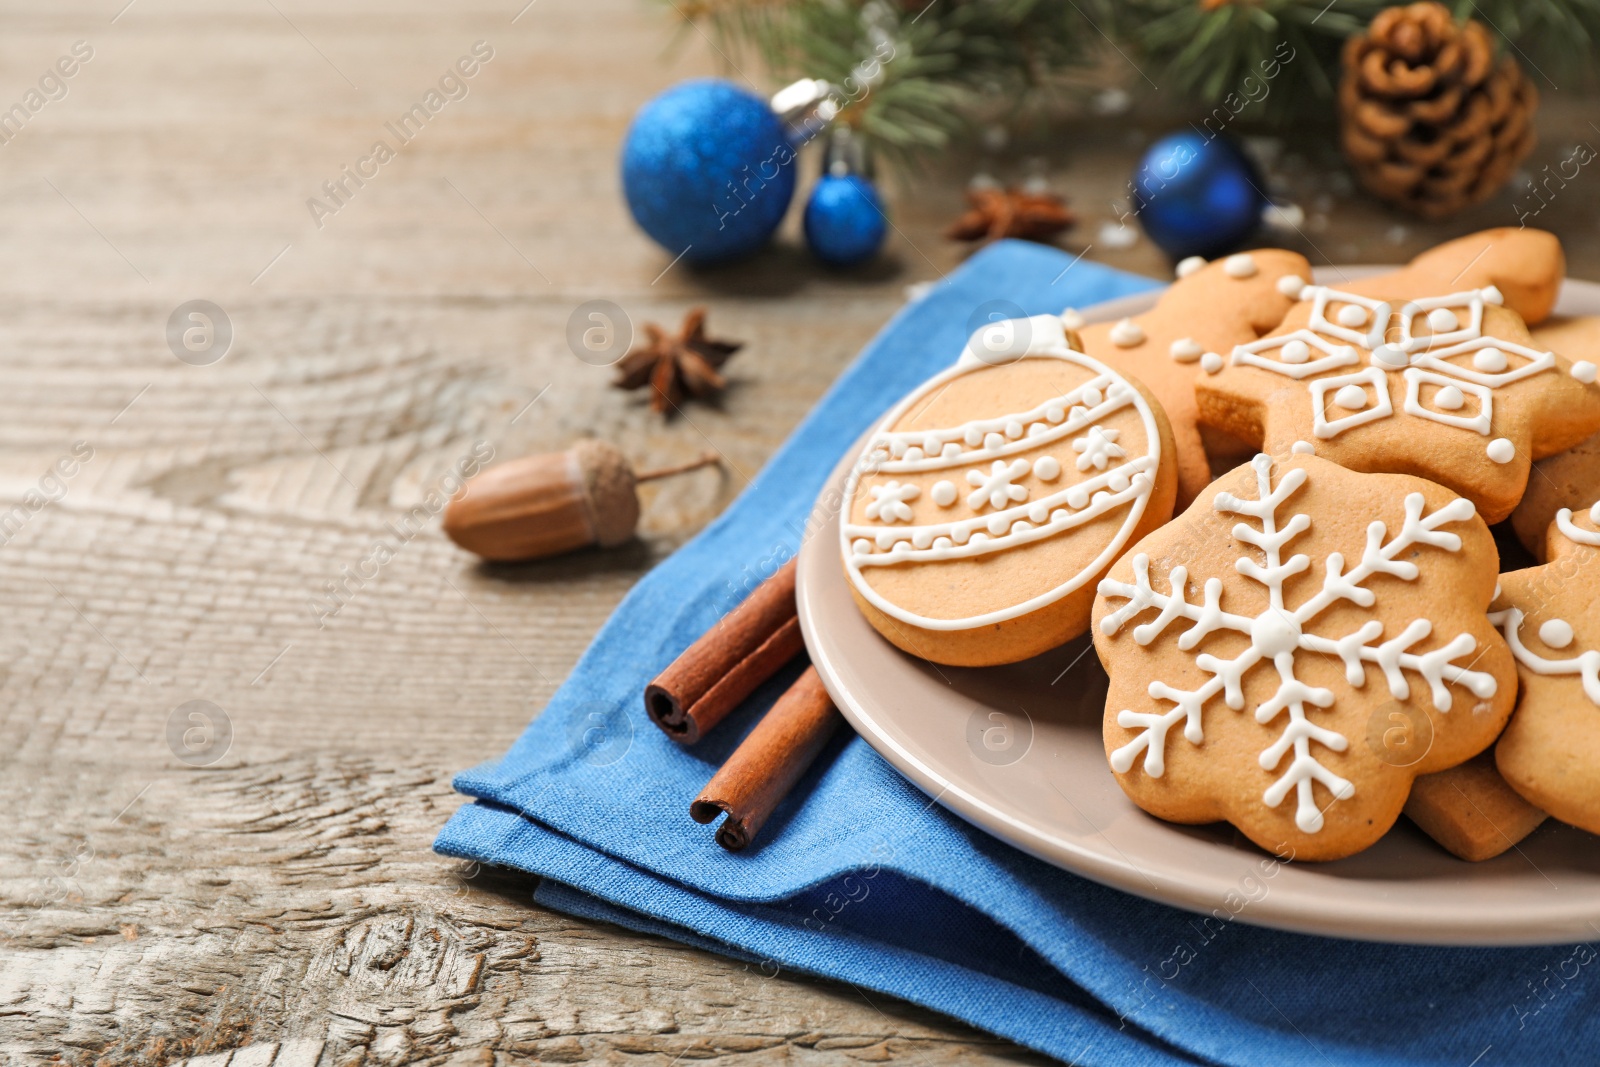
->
1098, 455, 1499, 833
967, 459, 1030, 511
866, 481, 920, 523
1073, 426, 1126, 471
1229, 286, 1555, 455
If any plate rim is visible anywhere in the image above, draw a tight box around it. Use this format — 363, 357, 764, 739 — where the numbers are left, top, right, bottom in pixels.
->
797, 269, 1600, 946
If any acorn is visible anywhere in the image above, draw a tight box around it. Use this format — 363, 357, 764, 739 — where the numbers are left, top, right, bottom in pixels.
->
443, 441, 719, 561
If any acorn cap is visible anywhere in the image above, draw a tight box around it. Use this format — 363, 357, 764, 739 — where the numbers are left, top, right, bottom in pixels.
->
572, 439, 640, 548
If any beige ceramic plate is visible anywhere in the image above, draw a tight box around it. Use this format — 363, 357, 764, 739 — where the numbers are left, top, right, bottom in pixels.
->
796, 272, 1600, 946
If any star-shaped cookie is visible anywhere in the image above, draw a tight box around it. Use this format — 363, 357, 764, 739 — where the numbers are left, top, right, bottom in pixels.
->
1076, 249, 1313, 509
1196, 229, 1600, 523
1491, 502, 1600, 835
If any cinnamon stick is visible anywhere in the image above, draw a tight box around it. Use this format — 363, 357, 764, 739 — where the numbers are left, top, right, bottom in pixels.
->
646, 556, 803, 744
690, 665, 843, 851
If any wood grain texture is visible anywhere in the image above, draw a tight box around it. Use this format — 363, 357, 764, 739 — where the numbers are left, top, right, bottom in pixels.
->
3, 1, 1599, 1063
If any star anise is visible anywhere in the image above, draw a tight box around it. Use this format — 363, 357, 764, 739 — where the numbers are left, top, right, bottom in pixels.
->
945, 186, 1075, 244
612, 307, 743, 415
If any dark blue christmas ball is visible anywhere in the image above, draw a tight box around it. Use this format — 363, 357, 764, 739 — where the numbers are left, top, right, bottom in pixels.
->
621, 79, 797, 266
1132, 132, 1266, 261
803, 173, 887, 268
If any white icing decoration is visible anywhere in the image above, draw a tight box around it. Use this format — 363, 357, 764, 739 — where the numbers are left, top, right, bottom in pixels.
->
1373, 344, 1409, 369
1334, 385, 1368, 410
931, 480, 957, 507
1490, 606, 1600, 707
1335, 304, 1369, 328
1073, 426, 1125, 471
1176, 256, 1207, 279
1223, 253, 1257, 279
1540, 619, 1575, 649
1427, 307, 1459, 332
957, 313, 1068, 369
866, 481, 919, 523
1312, 368, 1392, 438
841, 344, 1163, 632
1061, 308, 1085, 330
1473, 348, 1508, 373
1170, 338, 1204, 363
1486, 438, 1515, 464
1099, 454, 1496, 833
1404, 369, 1491, 435
1234, 285, 1558, 441
1556, 506, 1600, 547
1291, 441, 1315, 455
967, 458, 1030, 511
1201, 352, 1224, 374
1110, 318, 1146, 347
1034, 456, 1061, 481
1277, 275, 1307, 298
1573, 360, 1598, 384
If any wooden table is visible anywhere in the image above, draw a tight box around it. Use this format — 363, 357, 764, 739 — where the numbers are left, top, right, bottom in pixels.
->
4, 3, 1598, 1063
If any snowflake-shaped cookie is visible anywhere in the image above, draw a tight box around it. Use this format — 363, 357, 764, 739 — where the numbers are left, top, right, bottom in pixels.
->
1197, 275, 1600, 523
1490, 502, 1600, 835
1091, 453, 1515, 860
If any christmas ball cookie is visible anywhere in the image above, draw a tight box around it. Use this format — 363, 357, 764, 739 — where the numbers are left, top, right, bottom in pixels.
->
1511, 315, 1600, 559
1491, 503, 1600, 835
841, 315, 1178, 667
1092, 453, 1516, 861
1075, 248, 1312, 509
1195, 230, 1600, 524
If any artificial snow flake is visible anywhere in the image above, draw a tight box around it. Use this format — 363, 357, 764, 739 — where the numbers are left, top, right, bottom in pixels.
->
1097, 454, 1500, 833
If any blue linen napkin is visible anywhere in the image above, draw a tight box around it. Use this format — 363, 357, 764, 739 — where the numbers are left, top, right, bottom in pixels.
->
437, 240, 1597, 1067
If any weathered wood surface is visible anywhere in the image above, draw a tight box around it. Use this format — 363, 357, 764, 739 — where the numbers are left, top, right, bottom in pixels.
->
3, 1, 1599, 1064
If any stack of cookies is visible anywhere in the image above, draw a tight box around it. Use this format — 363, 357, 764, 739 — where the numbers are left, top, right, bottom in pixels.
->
838, 228, 1600, 862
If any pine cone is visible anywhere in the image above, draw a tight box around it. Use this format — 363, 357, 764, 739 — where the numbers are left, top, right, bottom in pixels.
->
1339, 2, 1537, 219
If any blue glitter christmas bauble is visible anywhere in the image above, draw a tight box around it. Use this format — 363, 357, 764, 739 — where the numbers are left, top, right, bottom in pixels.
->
621, 79, 797, 266
803, 173, 887, 268
1132, 132, 1266, 261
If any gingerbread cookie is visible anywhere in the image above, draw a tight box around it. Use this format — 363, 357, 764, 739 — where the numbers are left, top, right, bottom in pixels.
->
1196, 231, 1600, 524
1490, 503, 1600, 835
1092, 452, 1516, 861
1511, 316, 1600, 559
841, 315, 1177, 667
1345, 227, 1564, 326
1074, 249, 1312, 509
1403, 752, 1548, 862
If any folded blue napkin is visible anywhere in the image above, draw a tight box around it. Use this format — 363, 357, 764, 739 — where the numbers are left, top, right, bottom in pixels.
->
437, 240, 1596, 1067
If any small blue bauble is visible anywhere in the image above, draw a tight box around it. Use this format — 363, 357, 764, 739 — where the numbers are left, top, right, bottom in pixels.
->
621, 79, 797, 266
1132, 132, 1266, 261
803, 174, 887, 268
